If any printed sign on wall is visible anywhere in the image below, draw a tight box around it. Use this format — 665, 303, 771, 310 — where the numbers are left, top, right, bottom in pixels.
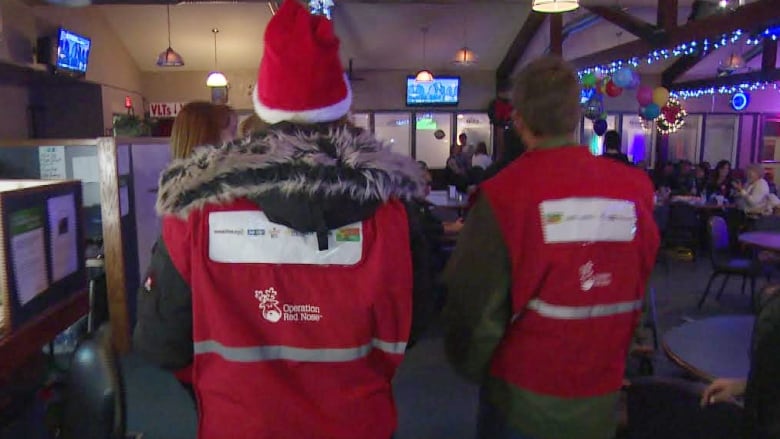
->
149, 102, 184, 118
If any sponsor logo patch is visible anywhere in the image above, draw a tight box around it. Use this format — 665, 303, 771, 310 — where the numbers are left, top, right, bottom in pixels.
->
254, 287, 323, 323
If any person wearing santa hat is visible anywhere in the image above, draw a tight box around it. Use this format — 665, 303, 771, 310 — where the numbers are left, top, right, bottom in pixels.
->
132, 1, 433, 438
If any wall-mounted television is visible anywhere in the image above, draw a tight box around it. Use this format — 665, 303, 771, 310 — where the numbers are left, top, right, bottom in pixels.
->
56, 28, 91, 74
37, 28, 91, 78
406, 76, 460, 107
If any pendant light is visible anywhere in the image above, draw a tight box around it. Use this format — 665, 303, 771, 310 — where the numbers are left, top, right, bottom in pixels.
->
532, 0, 579, 13
156, 5, 184, 67
453, 16, 478, 66
206, 28, 228, 87
415, 27, 434, 83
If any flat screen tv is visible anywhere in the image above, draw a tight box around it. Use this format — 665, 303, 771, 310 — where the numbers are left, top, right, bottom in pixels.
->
406, 76, 460, 107
56, 28, 91, 74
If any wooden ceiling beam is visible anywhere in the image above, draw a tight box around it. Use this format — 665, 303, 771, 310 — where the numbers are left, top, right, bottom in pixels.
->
762, 39, 778, 72
584, 5, 660, 42
570, 0, 780, 69
669, 68, 780, 91
550, 14, 563, 56
657, 0, 678, 31
496, 11, 546, 83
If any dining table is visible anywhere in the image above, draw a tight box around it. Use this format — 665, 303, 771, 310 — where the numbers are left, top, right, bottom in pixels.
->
663, 315, 754, 382
739, 231, 780, 252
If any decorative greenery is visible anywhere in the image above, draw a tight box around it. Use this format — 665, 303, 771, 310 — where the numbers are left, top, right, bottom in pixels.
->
112, 113, 151, 137
657, 97, 687, 135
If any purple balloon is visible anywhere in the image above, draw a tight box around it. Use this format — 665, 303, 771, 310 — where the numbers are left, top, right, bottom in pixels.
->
627, 71, 641, 90
642, 103, 661, 119
593, 119, 608, 136
637, 85, 653, 106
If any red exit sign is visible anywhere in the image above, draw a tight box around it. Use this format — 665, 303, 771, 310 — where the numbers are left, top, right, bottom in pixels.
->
149, 102, 184, 118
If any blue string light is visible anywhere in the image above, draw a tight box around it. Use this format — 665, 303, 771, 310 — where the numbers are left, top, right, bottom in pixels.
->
671, 81, 780, 99
577, 26, 777, 78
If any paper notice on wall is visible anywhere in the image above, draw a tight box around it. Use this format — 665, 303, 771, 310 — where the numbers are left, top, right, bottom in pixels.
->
120, 185, 130, 217
10, 208, 48, 305
47, 194, 78, 283
39, 146, 67, 179
72, 156, 100, 183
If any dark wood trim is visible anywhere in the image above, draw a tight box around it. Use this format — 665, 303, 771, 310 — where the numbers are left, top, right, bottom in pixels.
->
550, 14, 563, 56
0, 290, 88, 381
661, 54, 706, 87
570, 0, 780, 69
669, 69, 780, 91
657, 0, 678, 31
762, 40, 778, 72
752, 115, 759, 163
97, 137, 130, 354
663, 340, 716, 382
496, 11, 547, 84
584, 5, 660, 42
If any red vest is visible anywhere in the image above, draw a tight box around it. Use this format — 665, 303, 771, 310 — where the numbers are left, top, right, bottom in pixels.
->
162, 198, 413, 439
481, 146, 659, 398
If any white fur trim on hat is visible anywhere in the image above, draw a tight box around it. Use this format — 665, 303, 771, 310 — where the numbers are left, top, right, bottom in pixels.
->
253, 74, 353, 124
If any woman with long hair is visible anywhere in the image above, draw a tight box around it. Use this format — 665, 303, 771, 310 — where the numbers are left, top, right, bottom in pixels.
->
707, 160, 734, 201
169, 102, 236, 159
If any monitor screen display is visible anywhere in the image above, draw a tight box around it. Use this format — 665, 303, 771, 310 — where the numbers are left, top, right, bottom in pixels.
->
56, 28, 91, 74
406, 76, 460, 106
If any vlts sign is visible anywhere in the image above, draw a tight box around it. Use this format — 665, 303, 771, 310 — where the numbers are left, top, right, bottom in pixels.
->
149, 102, 184, 118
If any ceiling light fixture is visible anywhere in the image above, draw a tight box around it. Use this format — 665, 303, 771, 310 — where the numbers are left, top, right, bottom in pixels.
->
532, 0, 580, 13
206, 28, 228, 87
415, 27, 434, 83
156, 5, 184, 67
453, 15, 478, 66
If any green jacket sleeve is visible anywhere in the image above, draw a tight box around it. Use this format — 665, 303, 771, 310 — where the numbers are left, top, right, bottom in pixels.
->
133, 238, 194, 370
442, 195, 512, 383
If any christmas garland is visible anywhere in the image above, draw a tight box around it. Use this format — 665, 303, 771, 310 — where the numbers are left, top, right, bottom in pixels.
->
657, 97, 687, 135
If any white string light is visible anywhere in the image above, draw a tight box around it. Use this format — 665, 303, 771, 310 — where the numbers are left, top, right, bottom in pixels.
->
577, 26, 780, 78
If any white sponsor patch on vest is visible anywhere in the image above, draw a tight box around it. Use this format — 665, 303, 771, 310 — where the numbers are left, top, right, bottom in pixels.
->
540, 198, 637, 243
208, 211, 363, 265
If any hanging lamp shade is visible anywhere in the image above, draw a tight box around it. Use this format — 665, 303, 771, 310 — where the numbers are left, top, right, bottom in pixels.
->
532, 0, 579, 13
157, 5, 184, 67
718, 52, 745, 73
206, 71, 229, 87
206, 28, 228, 87
157, 47, 184, 67
413, 27, 434, 83
453, 47, 478, 65
415, 70, 435, 82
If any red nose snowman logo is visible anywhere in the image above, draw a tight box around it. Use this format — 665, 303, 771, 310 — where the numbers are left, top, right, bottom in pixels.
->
255, 287, 282, 323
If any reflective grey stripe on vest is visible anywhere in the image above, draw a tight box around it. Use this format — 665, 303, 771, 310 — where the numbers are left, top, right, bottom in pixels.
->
524, 298, 643, 320
193, 338, 407, 363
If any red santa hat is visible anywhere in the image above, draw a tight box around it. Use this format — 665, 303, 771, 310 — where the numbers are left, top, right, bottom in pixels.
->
253, 0, 352, 124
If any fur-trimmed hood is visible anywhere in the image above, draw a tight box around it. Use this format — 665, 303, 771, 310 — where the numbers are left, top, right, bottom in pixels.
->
156, 122, 425, 233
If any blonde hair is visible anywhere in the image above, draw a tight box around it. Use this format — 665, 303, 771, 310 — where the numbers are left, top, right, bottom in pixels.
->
238, 113, 270, 138
170, 102, 224, 159
512, 56, 581, 137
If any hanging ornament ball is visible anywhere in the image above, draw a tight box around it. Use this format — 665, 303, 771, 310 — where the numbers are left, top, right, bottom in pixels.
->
642, 103, 661, 120
581, 73, 597, 88
599, 111, 609, 120
583, 96, 604, 121
593, 119, 608, 136
653, 87, 670, 107
613, 68, 634, 88
637, 85, 654, 106
606, 80, 623, 97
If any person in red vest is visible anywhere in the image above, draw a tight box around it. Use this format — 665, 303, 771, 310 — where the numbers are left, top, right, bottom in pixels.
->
442, 56, 659, 439
132, 1, 432, 438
